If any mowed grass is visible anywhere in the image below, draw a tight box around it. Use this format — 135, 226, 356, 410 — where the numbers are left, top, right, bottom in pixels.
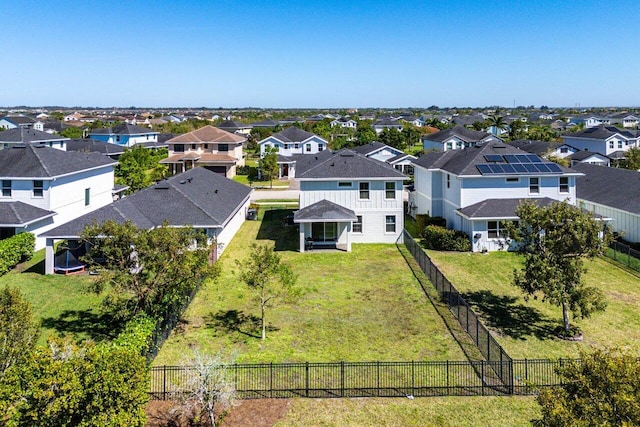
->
0, 249, 108, 346
154, 207, 466, 365
275, 396, 539, 427
426, 250, 640, 359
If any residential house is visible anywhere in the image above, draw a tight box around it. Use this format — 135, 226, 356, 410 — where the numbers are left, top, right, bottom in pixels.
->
279, 117, 304, 126
249, 119, 279, 128
371, 118, 403, 134
509, 140, 568, 158
353, 142, 416, 175
294, 149, 406, 252
161, 125, 245, 177
0, 115, 36, 130
567, 150, 610, 167
561, 125, 639, 158
409, 142, 582, 252
0, 128, 69, 150
258, 127, 329, 178
330, 118, 357, 129
422, 125, 501, 152
66, 138, 126, 160
90, 123, 159, 148
41, 167, 252, 274
0, 145, 116, 250
573, 163, 640, 242
608, 113, 639, 129
217, 120, 252, 135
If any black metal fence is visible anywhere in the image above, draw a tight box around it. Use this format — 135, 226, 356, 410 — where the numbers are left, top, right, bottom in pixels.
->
402, 231, 513, 392
149, 358, 566, 400
607, 241, 640, 273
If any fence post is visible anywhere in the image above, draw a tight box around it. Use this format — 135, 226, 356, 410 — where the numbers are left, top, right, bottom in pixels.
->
446, 360, 449, 391
377, 361, 381, 397
341, 361, 345, 397
270, 362, 273, 398
524, 358, 528, 394
476, 316, 479, 345
163, 365, 167, 400
411, 360, 415, 394
305, 362, 309, 397
481, 362, 485, 396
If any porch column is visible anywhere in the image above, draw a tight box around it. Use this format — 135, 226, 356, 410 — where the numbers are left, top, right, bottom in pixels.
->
45, 238, 55, 275
346, 222, 352, 252
299, 224, 306, 252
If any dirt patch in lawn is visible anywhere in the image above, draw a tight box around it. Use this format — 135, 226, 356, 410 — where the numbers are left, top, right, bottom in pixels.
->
146, 398, 291, 427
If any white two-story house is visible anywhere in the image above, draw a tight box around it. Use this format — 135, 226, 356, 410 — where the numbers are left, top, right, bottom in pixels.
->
259, 127, 329, 179
0, 144, 116, 249
90, 123, 159, 148
561, 125, 639, 160
422, 125, 501, 152
293, 149, 406, 252
409, 142, 582, 252
160, 125, 246, 177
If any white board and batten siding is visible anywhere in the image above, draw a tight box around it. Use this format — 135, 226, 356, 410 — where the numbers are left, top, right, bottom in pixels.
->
213, 196, 251, 256
578, 199, 640, 243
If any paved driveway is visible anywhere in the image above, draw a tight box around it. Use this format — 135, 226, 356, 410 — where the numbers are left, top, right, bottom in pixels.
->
250, 188, 299, 201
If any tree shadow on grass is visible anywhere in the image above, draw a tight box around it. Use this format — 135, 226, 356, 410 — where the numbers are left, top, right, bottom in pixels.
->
23, 258, 45, 274
460, 290, 557, 340
256, 208, 299, 252
41, 309, 123, 342
205, 309, 278, 341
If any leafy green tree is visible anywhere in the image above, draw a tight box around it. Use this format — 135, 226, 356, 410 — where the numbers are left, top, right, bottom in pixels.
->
311, 119, 332, 141
60, 126, 84, 139
401, 124, 422, 149
81, 220, 219, 321
0, 287, 39, 377
116, 146, 168, 193
508, 119, 526, 140
535, 348, 640, 426
379, 127, 406, 149
508, 201, 612, 336
355, 121, 376, 145
488, 115, 508, 134
619, 147, 640, 171
236, 244, 302, 340
471, 120, 489, 131
258, 146, 279, 189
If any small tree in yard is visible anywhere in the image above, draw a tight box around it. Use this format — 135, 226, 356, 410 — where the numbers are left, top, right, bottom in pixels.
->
175, 350, 237, 427
0, 287, 39, 377
236, 244, 301, 340
258, 146, 279, 188
508, 200, 612, 337
534, 348, 640, 426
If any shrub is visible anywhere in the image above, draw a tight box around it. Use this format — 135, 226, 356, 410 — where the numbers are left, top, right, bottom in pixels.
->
421, 225, 471, 251
416, 214, 446, 231
0, 233, 35, 276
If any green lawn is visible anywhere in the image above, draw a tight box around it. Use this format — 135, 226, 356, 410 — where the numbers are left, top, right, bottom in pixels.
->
233, 174, 290, 188
153, 208, 466, 365
275, 396, 539, 427
0, 249, 108, 346
426, 250, 640, 359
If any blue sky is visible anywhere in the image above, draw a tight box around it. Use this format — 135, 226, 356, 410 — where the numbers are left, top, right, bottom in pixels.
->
2, 0, 639, 108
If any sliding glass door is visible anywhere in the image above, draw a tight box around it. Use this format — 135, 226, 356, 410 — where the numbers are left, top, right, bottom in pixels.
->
311, 222, 338, 242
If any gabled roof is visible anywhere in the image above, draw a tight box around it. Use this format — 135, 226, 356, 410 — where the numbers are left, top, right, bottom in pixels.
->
573, 163, 640, 215
565, 125, 635, 140
249, 119, 279, 128
293, 199, 357, 223
287, 150, 334, 174
457, 197, 557, 220
422, 125, 494, 143
372, 118, 402, 127
352, 141, 399, 156
568, 150, 609, 161
267, 127, 318, 143
66, 138, 126, 156
0, 115, 35, 125
216, 120, 249, 130
41, 167, 252, 238
0, 201, 56, 227
0, 144, 116, 178
90, 123, 158, 136
296, 149, 406, 180
412, 141, 577, 176
509, 139, 560, 156
0, 128, 69, 143
167, 125, 245, 144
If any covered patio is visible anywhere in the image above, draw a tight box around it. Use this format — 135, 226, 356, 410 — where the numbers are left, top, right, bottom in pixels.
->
293, 199, 357, 252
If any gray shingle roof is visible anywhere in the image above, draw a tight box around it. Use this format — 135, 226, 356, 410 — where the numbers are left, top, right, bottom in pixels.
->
509, 140, 560, 156
0, 144, 116, 178
568, 150, 609, 161
293, 199, 357, 222
270, 127, 316, 143
288, 150, 335, 174
216, 120, 248, 130
66, 139, 126, 156
412, 142, 576, 176
296, 149, 406, 180
422, 125, 493, 143
1, 115, 36, 126
0, 202, 56, 226
90, 123, 158, 136
0, 128, 69, 143
566, 125, 635, 140
457, 197, 557, 219
352, 142, 387, 156
573, 163, 640, 215
41, 167, 252, 238
249, 119, 279, 128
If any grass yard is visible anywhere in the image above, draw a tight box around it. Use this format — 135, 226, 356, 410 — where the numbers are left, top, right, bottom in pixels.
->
233, 174, 290, 188
426, 250, 640, 359
154, 207, 466, 365
0, 249, 109, 346
274, 396, 539, 427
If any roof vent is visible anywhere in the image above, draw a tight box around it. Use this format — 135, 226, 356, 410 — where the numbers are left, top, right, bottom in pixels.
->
179, 180, 186, 184
214, 189, 218, 193
155, 183, 170, 189
187, 177, 193, 183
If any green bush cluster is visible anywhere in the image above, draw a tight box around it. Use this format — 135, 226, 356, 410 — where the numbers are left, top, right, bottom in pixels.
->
415, 214, 446, 231
0, 233, 35, 276
421, 225, 471, 252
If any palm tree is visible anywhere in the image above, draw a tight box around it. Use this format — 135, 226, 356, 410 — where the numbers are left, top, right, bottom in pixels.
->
487, 115, 508, 135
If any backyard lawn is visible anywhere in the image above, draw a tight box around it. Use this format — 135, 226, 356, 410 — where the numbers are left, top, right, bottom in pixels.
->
426, 250, 640, 359
1, 249, 108, 346
153, 207, 467, 365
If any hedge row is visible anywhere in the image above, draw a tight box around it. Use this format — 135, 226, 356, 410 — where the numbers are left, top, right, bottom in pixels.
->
421, 225, 471, 252
0, 233, 35, 276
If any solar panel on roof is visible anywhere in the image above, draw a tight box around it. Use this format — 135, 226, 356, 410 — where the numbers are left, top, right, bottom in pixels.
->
477, 164, 492, 174
513, 164, 527, 173
503, 154, 519, 163
484, 154, 504, 162
527, 154, 543, 163
501, 164, 516, 173
524, 163, 538, 172
547, 163, 563, 173
489, 164, 504, 173
536, 163, 551, 172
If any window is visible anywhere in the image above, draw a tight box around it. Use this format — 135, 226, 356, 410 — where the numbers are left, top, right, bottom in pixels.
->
353, 216, 363, 233
338, 181, 352, 188
174, 144, 185, 153
204, 144, 209, 149
488, 220, 518, 238
506, 177, 519, 183
446, 174, 451, 189
609, 141, 614, 149
559, 177, 569, 193
385, 181, 395, 199
618, 141, 623, 149
191, 144, 196, 150
295, 144, 300, 149
33, 180, 43, 197
1, 180, 10, 197
359, 182, 370, 199
560, 147, 568, 154
116, 136, 120, 143
284, 144, 290, 150
305, 144, 311, 152
385, 215, 396, 233
84, 188, 90, 206
529, 177, 539, 194
446, 142, 453, 150
218, 144, 229, 152
318, 144, 324, 151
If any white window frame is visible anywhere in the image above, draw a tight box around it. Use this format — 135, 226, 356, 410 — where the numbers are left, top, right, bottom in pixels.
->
1, 180, 11, 198
353, 215, 363, 233
359, 182, 370, 200
33, 180, 44, 198
385, 215, 396, 233
559, 177, 569, 193
338, 181, 352, 188
529, 177, 540, 194
385, 182, 395, 199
